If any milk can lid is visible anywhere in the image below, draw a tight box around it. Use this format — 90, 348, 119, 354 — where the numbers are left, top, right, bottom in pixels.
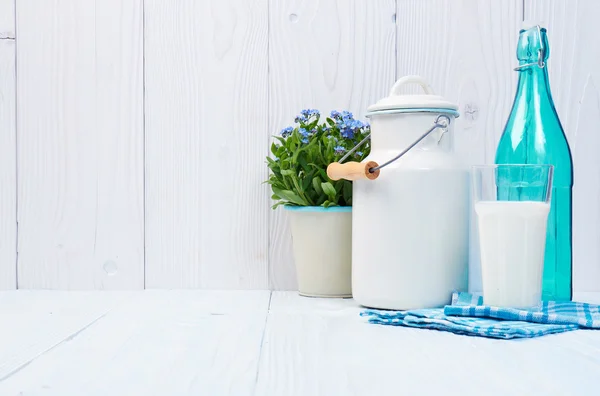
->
367, 75, 459, 114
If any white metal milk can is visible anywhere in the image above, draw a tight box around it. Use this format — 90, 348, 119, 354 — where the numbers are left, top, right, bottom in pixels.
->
327, 75, 469, 310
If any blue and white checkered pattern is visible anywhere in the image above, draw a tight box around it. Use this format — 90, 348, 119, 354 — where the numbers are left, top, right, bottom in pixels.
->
360, 292, 600, 339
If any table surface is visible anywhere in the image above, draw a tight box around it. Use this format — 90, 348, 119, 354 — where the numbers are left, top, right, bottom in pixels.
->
1, 290, 599, 396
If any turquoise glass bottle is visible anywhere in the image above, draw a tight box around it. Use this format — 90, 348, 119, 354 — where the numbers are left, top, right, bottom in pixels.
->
495, 25, 573, 301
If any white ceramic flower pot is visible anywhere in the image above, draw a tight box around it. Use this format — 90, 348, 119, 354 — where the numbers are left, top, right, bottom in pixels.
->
285, 206, 352, 298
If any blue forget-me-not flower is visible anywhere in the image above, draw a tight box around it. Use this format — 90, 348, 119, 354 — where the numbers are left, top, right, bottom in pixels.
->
295, 114, 307, 123
334, 145, 346, 154
340, 128, 354, 139
299, 128, 310, 143
280, 126, 293, 137
300, 109, 320, 117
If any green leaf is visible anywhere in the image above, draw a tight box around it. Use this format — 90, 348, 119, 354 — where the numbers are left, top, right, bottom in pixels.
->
326, 118, 335, 126
314, 141, 328, 167
266, 156, 275, 165
315, 193, 327, 206
343, 180, 352, 204
292, 136, 319, 163
312, 177, 323, 195
322, 200, 338, 208
321, 182, 336, 198
297, 154, 311, 173
302, 175, 312, 192
313, 167, 329, 182
269, 180, 285, 191
281, 169, 295, 176
268, 173, 283, 185
272, 187, 306, 206
276, 146, 286, 158
270, 142, 279, 157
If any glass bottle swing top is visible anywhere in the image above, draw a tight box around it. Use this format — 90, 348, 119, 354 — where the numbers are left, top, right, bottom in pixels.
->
513, 25, 546, 71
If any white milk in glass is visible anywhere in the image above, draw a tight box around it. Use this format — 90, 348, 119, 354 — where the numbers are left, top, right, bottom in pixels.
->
475, 201, 550, 308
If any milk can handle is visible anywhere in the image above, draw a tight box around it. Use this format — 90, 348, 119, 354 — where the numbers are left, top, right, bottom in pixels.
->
389, 75, 435, 96
327, 115, 451, 181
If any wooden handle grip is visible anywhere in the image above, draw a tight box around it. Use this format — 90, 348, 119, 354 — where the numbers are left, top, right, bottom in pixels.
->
326, 161, 380, 181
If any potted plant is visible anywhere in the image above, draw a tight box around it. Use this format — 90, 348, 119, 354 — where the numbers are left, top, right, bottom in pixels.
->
266, 109, 371, 297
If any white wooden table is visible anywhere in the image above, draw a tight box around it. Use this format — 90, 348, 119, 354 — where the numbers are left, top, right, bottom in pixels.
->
1, 290, 599, 396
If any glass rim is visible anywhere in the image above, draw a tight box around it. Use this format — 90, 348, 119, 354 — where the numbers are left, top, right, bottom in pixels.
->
471, 164, 554, 170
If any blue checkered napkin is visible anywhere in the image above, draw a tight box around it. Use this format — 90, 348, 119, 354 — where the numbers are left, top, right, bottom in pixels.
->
360, 292, 585, 339
444, 293, 600, 329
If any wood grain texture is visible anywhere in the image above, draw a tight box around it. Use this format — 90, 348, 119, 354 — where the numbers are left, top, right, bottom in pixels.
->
268, 0, 396, 290
0, 291, 270, 395
525, 0, 600, 292
397, 0, 522, 292
0, 291, 600, 394
0, 0, 14, 38
16, 0, 144, 289
144, 0, 269, 289
0, 39, 15, 290
0, 291, 133, 383
256, 291, 600, 395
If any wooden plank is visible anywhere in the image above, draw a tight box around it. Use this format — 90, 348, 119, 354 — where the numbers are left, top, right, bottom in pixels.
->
144, 0, 269, 289
1, 291, 599, 394
0, 291, 270, 395
15, 0, 144, 289
525, 0, 600, 292
0, 0, 14, 38
0, 39, 15, 290
268, 290, 357, 313
268, 0, 396, 290
256, 292, 600, 395
0, 291, 133, 382
397, 0, 522, 293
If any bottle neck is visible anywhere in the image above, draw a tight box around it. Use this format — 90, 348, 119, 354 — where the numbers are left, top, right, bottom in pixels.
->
514, 26, 556, 107
515, 65, 555, 107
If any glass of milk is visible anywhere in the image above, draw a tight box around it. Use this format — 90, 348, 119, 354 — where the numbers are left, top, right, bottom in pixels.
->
472, 164, 554, 308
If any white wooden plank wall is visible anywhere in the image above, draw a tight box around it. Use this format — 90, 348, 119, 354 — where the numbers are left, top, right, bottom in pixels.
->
0, 0, 13, 39
144, 0, 269, 289
0, 0, 598, 291
16, 0, 144, 289
0, 0, 15, 290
